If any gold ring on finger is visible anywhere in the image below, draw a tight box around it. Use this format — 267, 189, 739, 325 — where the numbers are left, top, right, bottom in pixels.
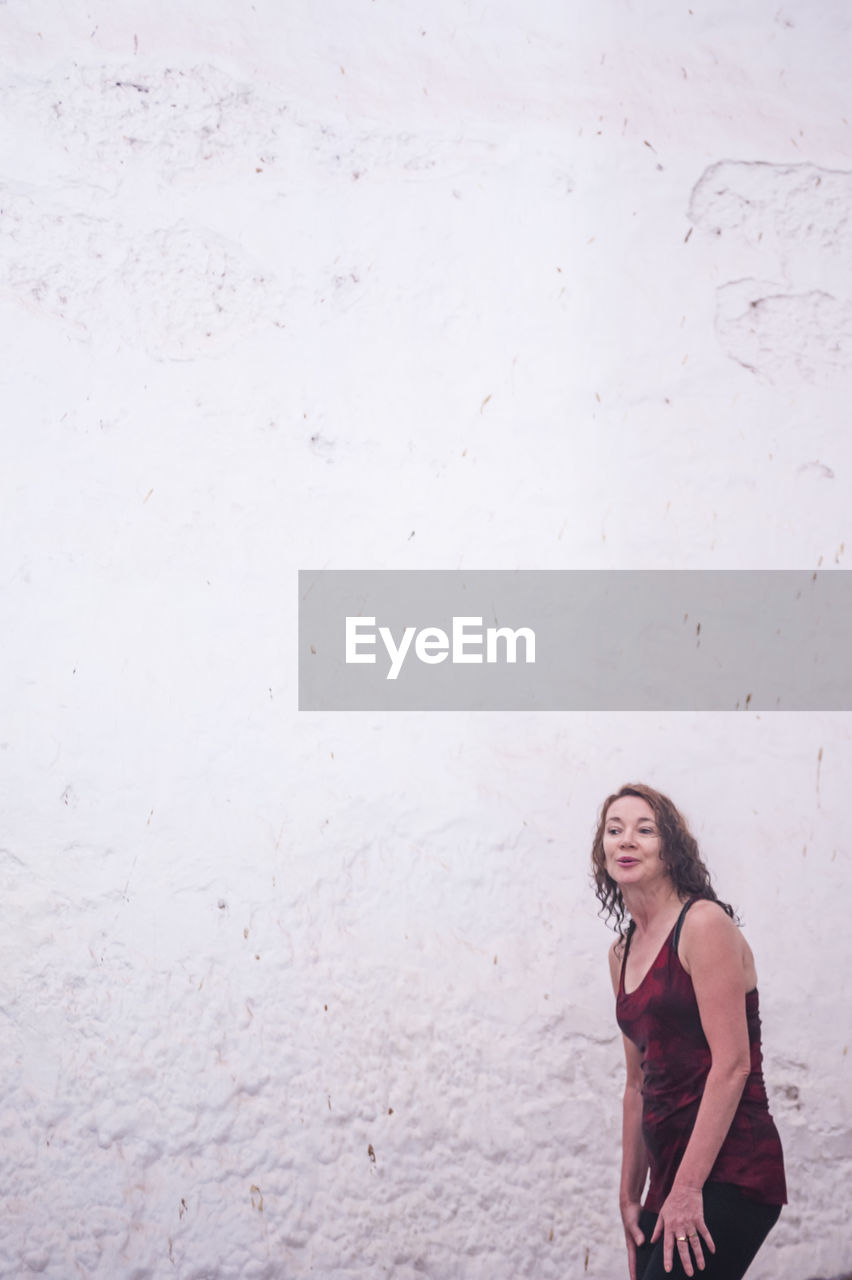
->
676, 1235, 687, 1242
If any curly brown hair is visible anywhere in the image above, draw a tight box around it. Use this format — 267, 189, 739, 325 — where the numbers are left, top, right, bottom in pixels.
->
591, 782, 735, 938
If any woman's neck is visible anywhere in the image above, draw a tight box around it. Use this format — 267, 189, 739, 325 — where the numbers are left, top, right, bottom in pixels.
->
622, 881, 684, 933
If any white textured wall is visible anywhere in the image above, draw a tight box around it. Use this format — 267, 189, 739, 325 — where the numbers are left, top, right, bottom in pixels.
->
2, 1, 851, 1277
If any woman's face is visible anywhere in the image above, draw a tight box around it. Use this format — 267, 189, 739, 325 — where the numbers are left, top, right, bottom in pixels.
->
602, 795, 666, 889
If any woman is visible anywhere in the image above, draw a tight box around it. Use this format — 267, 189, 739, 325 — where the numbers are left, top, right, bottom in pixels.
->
592, 783, 786, 1280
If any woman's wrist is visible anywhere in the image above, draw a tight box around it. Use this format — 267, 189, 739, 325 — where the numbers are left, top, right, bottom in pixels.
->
669, 1174, 703, 1196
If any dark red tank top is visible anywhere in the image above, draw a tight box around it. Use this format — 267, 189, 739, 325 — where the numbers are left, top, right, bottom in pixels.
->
616, 898, 787, 1213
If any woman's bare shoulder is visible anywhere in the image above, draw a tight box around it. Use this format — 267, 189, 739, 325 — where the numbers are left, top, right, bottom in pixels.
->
680, 898, 739, 943
679, 898, 751, 973
683, 898, 739, 933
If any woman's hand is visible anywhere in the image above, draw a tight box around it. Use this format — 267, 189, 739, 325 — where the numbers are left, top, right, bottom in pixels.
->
620, 1200, 645, 1280
650, 1183, 715, 1275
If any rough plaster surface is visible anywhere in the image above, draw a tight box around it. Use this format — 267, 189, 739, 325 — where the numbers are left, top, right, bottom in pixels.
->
2, 1, 852, 1277
688, 161, 852, 379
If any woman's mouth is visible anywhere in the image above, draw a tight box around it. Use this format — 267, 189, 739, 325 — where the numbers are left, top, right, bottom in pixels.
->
617, 857, 639, 866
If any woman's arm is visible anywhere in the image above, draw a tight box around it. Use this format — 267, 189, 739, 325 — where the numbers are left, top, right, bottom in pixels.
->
609, 942, 649, 1280
650, 902, 752, 1275
619, 1044, 649, 1207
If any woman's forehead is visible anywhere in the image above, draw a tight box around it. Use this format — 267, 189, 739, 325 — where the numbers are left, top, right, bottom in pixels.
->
606, 795, 656, 822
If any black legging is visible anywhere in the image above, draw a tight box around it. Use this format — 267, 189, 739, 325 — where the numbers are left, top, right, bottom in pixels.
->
635, 1182, 782, 1280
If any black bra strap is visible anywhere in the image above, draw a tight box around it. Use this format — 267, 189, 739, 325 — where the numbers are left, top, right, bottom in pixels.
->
619, 918, 637, 985
673, 897, 697, 955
